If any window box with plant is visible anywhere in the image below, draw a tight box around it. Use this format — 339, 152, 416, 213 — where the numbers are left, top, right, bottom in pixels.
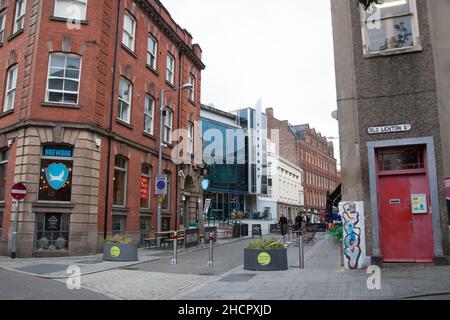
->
244, 238, 288, 271
103, 234, 138, 262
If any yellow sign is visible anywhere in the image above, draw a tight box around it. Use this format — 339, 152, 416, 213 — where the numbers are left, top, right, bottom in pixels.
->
110, 246, 121, 258
257, 252, 271, 266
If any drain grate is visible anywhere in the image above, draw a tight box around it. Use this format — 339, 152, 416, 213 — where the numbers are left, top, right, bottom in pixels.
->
219, 274, 256, 283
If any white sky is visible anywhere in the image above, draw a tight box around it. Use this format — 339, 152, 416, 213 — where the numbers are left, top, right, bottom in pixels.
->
161, 0, 341, 167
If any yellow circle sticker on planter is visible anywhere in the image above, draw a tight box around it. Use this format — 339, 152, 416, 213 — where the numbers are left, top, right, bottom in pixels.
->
110, 246, 121, 258
258, 252, 271, 266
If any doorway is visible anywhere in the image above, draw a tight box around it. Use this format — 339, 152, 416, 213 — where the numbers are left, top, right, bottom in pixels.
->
377, 145, 434, 263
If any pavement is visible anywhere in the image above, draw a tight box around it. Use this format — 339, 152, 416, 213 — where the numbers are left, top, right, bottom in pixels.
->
176, 234, 450, 300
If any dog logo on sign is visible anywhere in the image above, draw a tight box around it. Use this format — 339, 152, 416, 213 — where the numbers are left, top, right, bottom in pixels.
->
46, 163, 69, 190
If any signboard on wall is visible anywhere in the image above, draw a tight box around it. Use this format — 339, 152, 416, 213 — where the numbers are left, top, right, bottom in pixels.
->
367, 124, 411, 135
411, 194, 428, 214
339, 201, 367, 270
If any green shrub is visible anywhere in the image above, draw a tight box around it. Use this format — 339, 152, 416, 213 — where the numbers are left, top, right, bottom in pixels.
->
104, 234, 133, 244
247, 238, 285, 250
328, 225, 343, 245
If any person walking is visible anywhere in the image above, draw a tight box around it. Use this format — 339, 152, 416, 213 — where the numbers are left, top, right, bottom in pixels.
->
294, 213, 303, 231
278, 214, 288, 243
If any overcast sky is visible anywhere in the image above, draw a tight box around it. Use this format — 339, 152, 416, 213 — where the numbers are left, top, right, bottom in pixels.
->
161, 0, 340, 166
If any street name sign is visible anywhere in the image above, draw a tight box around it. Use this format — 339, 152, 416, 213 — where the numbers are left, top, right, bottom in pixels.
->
368, 124, 411, 135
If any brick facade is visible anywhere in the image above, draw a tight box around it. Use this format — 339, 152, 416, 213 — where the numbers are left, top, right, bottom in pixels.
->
0, 0, 204, 257
266, 108, 338, 218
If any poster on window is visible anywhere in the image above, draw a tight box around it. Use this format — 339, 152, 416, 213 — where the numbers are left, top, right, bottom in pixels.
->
38, 145, 73, 202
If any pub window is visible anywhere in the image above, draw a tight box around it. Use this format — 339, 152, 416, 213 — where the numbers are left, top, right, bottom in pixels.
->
140, 164, 151, 209
0, 149, 8, 202
38, 145, 73, 202
162, 171, 170, 210
112, 215, 126, 236
139, 216, 151, 247
35, 213, 70, 251
113, 156, 127, 207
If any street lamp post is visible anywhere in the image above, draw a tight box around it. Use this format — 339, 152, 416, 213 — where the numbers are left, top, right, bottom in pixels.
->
157, 84, 193, 247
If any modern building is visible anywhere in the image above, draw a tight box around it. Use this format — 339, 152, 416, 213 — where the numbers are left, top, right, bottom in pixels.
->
331, 0, 449, 264
266, 108, 339, 222
200, 104, 247, 220
0, 0, 204, 257
258, 142, 305, 221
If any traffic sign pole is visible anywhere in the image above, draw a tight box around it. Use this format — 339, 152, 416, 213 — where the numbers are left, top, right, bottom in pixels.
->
10, 183, 27, 259
11, 199, 19, 259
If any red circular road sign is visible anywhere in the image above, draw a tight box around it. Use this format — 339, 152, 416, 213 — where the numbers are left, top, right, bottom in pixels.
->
11, 183, 27, 200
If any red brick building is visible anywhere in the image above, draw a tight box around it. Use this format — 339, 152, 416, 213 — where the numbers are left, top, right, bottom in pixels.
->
0, 0, 204, 257
266, 108, 338, 220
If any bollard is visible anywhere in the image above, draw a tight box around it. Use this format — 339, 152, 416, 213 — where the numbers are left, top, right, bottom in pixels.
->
298, 233, 304, 269
208, 232, 214, 268
171, 231, 177, 265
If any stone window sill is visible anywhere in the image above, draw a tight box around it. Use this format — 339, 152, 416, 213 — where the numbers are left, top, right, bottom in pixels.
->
121, 44, 138, 59
143, 131, 156, 140
33, 202, 75, 209
0, 109, 14, 119
49, 16, 88, 25
116, 118, 134, 130
364, 45, 423, 58
140, 209, 153, 215
8, 29, 24, 42
112, 207, 129, 214
42, 101, 80, 109
146, 65, 159, 77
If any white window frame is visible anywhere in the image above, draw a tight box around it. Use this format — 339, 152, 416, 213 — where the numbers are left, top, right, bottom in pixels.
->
187, 121, 194, 155
360, 0, 421, 56
147, 35, 158, 70
13, 0, 26, 33
45, 53, 82, 105
188, 73, 195, 102
118, 77, 132, 123
0, 149, 8, 203
0, 12, 6, 44
163, 108, 173, 144
54, 0, 88, 21
4, 66, 18, 112
144, 95, 154, 135
122, 11, 136, 51
166, 53, 175, 85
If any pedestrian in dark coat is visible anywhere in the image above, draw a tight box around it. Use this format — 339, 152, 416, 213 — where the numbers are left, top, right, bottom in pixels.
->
278, 214, 288, 236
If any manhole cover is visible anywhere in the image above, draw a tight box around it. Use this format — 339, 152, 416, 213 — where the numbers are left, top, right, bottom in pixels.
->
219, 274, 256, 282
75, 260, 104, 265
15, 264, 70, 275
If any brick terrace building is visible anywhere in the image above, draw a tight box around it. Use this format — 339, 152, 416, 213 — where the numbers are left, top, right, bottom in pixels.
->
0, 0, 204, 257
266, 108, 338, 221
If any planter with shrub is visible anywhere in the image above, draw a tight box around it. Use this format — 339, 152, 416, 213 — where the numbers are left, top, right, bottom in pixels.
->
244, 238, 288, 271
328, 225, 344, 267
103, 235, 138, 262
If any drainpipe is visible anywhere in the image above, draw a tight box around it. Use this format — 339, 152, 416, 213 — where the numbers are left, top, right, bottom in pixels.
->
175, 50, 184, 229
104, 0, 122, 239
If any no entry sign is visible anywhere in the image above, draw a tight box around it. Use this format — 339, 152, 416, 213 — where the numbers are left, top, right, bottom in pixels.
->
11, 183, 27, 201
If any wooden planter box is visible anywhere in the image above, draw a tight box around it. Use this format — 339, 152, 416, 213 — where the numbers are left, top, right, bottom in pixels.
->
244, 248, 288, 271
103, 243, 138, 262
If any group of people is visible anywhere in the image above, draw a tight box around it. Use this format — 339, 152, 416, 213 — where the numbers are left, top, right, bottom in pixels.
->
278, 212, 309, 236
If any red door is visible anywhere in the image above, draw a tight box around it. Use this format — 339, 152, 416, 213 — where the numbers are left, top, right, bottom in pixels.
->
379, 175, 415, 262
378, 173, 434, 263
